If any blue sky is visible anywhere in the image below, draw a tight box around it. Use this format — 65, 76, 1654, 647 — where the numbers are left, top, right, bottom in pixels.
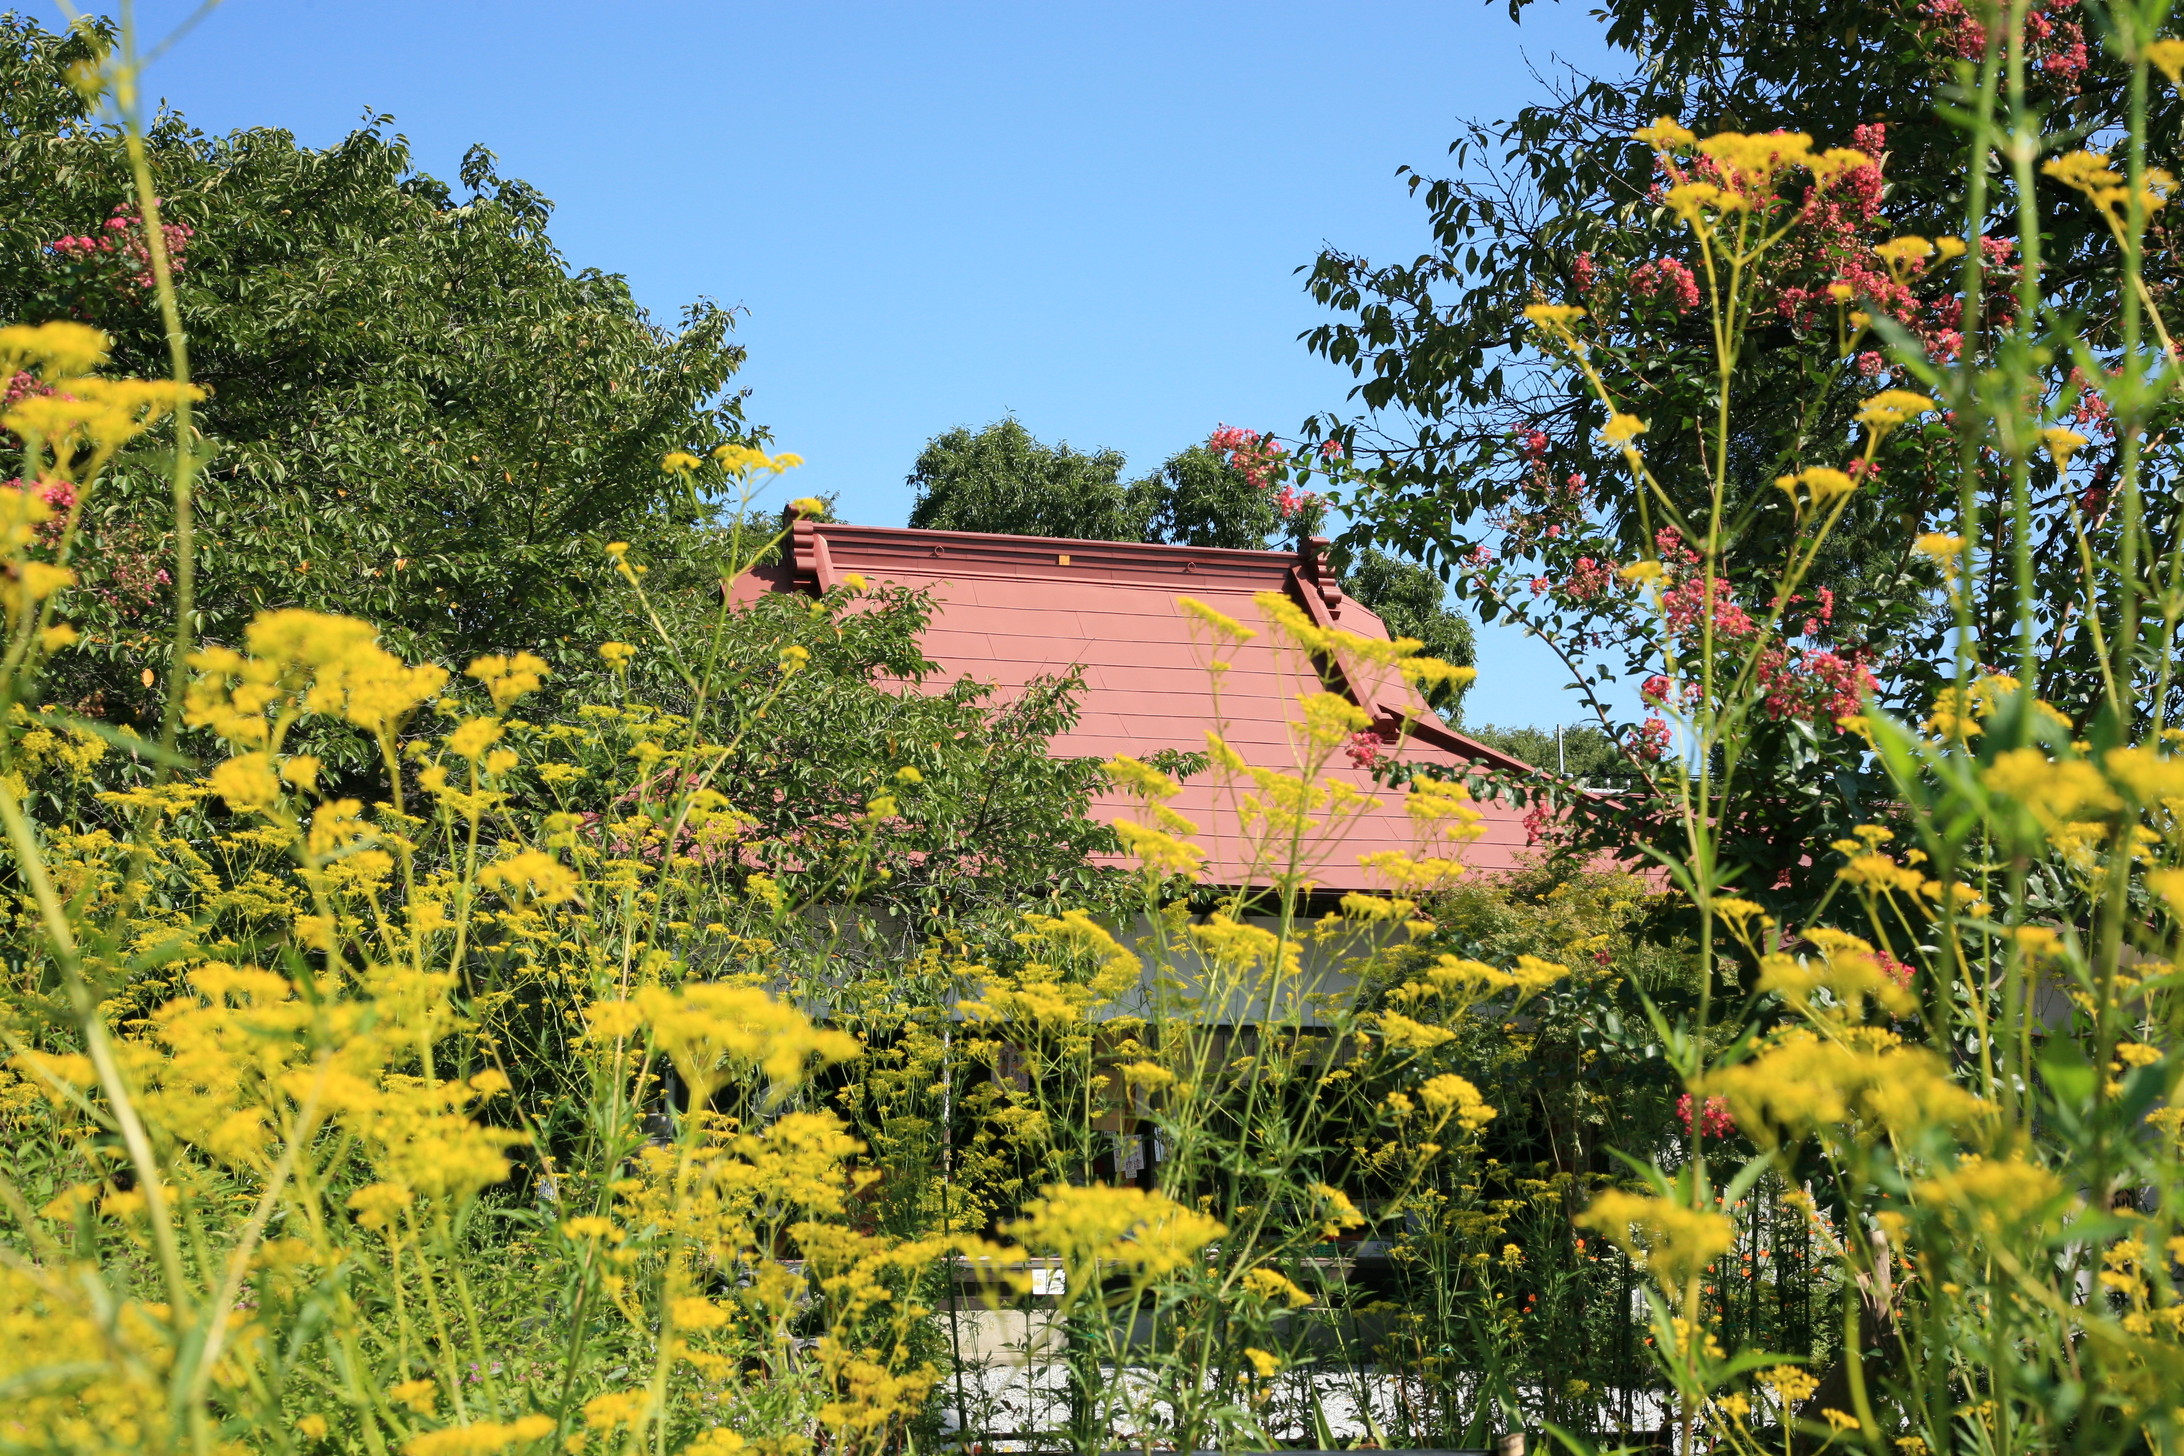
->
106, 0, 1623, 730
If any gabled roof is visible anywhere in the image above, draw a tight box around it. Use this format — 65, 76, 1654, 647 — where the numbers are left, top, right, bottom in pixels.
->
736, 519, 1536, 893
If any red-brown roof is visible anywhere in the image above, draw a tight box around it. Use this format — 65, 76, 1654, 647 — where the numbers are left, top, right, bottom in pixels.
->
735, 519, 1536, 893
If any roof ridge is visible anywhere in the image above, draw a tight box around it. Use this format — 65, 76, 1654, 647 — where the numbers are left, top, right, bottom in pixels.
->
811, 521, 1316, 574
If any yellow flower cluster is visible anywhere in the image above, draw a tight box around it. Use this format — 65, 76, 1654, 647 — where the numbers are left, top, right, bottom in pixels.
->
1008, 1184, 1225, 1281
1577, 1189, 1734, 1288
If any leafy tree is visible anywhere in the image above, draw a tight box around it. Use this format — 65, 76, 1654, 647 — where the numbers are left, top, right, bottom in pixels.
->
1460, 721, 1623, 783
1294, 0, 2168, 902
0, 18, 1128, 926
1136, 441, 1282, 549
906, 417, 1150, 541
904, 417, 1476, 715
0, 14, 759, 727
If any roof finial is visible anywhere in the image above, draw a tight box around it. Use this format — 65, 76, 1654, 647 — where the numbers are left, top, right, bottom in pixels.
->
1297, 535, 1341, 618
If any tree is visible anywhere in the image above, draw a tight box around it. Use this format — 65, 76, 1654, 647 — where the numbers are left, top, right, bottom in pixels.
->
1294, 0, 2167, 899
1137, 442, 1283, 550
1460, 721, 1623, 783
1, 15, 759, 726
907, 418, 1150, 541
904, 418, 1477, 715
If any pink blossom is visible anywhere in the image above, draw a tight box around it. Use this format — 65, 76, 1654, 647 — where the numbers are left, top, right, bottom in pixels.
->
1210, 423, 1290, 490
1678, 1092, 1736, 1140
1564, 556, 1614, 602
1629, 257, 1701, 313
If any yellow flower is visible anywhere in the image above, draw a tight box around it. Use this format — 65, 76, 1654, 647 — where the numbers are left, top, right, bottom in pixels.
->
297, 1414, 330, 1440
1914, 1154, 2064, 1231
1914, 532, 1965, 563
405, 1414, 556, 1456
1774, 467, 1858, 509
1664, 181, 1736, 220
788, 495, 826, 516
1714, 896, 1774, 933
1400, 655, 1477, 692
209, 752, 282, 812
1418, 1072, 1497, 1131
347, 1181, 415, 1231
1984, 747, 2121, 831
465, 651, 548, 708
631, 982, 860, 1095
1874, 235, 1934, 269
670, 1295, 731, 1330
1698, 130, 1813, 191
0, 320, 111, 376
1632, 116, 1698, 151
1113, 819, 1206, 877
2043, 426, 2089, 469
1176, 594, 1256, 640
1105, 755, 1182, 800
661, 450, 702, 473
1601, 413, 1647, 445
2105, 743, 2184, 804
1619, 559, 1666, 586
2149, 36, 2184, 83
1935, 235, 1968, 259
389, 1380, 437, 1415
1243, 1268, 1314, 1309
598, 640, 636, 667
2146, 867, 2184, 911
1808, 147, 1877, 183
1762, 1366, 1818, 1406
1008, 1184, 1225, 1281
1244, 1346, 1283, 1378
479, 850, 578, 904
2044, 149, 2120, 194
778, 643, 810, 673
1377, 1010, 1457, 1052
1707, 1027, 1983, 1140
13, 561, 74, 601
1577, 1189, 1733, 1286
1856, 390, 1937, 428
447, 717, 503, 761
1524, 303, 1587, 329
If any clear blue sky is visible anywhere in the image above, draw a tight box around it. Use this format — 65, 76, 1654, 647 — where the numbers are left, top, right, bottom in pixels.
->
105, 0, 1623, 731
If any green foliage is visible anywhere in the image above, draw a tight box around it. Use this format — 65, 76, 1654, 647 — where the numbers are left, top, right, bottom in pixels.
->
1138, 441, 1283, 548
906, 417, 1149, 541
630, 582, 1129, 928
0, 14, 758, 725
1463, 721, 1623, 781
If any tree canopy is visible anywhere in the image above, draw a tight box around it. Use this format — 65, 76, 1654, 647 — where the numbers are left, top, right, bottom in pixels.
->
1, 15, 760, 725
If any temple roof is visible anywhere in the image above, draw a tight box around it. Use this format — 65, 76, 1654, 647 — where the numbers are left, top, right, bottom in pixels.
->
735, 519, 1537, 893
